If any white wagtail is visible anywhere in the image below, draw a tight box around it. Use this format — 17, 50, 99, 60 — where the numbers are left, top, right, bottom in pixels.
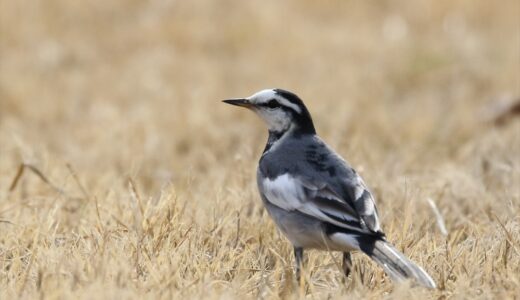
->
223, 89, 436, 288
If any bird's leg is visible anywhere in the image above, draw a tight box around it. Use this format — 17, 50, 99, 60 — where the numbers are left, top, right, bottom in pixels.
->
342, 252, 353, 278
294, 247, 304, 282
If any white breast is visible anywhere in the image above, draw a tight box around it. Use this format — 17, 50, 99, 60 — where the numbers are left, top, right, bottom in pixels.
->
262, 174, 304, 211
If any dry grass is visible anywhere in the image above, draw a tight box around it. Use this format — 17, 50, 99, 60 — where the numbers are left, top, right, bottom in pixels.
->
1, 0, 519, 299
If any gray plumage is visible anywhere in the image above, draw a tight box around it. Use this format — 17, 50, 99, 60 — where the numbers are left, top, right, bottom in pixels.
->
258, 133, 382, 236
223, 88, 436, 289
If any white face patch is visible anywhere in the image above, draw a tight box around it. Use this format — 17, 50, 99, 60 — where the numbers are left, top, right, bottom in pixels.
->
245, 89, 303, 132
254, 108, 292, 132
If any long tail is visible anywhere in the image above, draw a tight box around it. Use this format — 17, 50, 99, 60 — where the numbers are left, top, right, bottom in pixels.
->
329, 232, 436, 288
361, 238, 436, 288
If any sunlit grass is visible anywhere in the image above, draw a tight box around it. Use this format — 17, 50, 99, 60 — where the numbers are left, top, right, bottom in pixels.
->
0, 0, 519, 298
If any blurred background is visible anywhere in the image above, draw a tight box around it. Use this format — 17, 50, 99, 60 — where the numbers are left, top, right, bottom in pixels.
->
1, 0, 518, 186
0, 0, 519, 298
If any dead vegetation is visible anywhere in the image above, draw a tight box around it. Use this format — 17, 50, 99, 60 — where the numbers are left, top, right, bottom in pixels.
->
0, 0, 519, 299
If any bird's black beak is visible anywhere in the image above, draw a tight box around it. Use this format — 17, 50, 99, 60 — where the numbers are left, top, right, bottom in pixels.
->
222, 98, 253, 108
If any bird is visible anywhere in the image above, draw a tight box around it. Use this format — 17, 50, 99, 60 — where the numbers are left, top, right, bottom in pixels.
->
223, 88, 436, 289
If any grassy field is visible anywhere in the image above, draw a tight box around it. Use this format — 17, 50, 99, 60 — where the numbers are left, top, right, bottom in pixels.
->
1, 0, 519, 299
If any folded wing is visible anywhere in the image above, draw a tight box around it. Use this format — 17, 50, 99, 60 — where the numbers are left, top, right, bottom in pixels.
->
260, 172, 383, 236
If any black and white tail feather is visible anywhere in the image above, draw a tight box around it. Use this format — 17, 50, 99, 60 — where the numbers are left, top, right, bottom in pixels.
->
223, 88, 437, 289
331, 232, 436, 288
369, 240, 436, 288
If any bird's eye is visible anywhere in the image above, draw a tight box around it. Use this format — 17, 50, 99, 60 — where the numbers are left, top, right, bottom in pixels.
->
266, 100, 280, 109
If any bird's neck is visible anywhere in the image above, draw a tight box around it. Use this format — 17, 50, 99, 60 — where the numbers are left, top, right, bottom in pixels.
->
262, 126, 315, 154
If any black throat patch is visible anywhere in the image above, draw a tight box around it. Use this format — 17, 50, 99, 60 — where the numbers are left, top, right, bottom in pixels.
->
262, 130, 285, 154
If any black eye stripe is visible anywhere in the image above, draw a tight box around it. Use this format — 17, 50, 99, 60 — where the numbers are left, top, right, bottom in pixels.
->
260, 99, 281, 109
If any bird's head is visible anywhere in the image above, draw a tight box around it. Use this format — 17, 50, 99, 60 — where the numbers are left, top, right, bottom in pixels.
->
223, 89, 316, 135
